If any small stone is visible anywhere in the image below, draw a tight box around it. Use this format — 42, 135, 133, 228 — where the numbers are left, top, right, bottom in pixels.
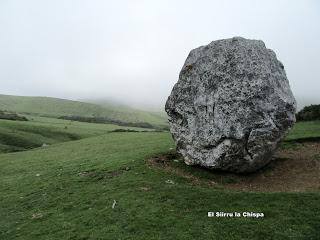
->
165, 180, 175, 184
112, 200, 117, 209
31, 213, 43, 219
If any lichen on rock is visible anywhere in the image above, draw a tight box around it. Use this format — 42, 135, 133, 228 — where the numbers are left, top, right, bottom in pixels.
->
165, 37, 296, 173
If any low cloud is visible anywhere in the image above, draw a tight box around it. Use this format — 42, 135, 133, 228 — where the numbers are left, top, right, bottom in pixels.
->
0, 0, 319, 109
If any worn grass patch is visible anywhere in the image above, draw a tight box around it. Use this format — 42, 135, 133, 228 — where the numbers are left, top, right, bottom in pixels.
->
148, 142, 320, 193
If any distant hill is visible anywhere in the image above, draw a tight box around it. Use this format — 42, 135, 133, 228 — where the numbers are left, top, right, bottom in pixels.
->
0, 94, 168, 129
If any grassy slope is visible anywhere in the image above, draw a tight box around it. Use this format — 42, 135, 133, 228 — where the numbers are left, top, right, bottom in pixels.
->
0, 121, 319, 239
0, 116, 151, 153
0, 94, 168, 127
286, 120, 320, 140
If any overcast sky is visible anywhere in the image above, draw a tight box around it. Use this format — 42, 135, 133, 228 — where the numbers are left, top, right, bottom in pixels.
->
0, 0, 319, 109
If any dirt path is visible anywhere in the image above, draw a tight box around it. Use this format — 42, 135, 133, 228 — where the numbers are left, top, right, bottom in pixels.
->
147, 142, 320, 192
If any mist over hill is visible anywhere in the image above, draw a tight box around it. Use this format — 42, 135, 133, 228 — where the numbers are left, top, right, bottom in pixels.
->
0, 94, 168, 129
79, 97, 166, 113
295, 96, 320, 111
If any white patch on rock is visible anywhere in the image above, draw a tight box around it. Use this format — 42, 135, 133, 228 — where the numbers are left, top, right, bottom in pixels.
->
165, 37, 296, 173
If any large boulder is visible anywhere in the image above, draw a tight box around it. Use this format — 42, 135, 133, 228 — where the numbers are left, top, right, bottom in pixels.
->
165, 37, 296, 173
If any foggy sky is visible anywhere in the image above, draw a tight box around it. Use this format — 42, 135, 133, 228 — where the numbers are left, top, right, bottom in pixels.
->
0, 0, 319, 110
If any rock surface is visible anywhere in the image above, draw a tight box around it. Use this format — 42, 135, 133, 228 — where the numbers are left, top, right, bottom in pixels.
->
165, 37, 296, 172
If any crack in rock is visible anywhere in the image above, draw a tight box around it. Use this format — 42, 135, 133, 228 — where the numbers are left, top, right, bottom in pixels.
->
165, 37, 296, 173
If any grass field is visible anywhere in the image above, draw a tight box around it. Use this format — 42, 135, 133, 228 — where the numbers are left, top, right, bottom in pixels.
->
0, 116, 152, 153
0, 118, 319, 239
285, 120, 320, 141
0, 94, 168, 128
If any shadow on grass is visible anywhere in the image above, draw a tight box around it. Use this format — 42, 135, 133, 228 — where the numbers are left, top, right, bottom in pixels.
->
284, 136, 320, 143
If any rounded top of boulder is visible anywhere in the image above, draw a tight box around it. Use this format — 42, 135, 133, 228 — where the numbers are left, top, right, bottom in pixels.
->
165, 37, 296, 173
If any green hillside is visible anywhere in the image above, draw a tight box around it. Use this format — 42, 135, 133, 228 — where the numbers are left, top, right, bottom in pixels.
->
0, 119, 319, 239
0, 116, 153, 153
0, 94, 168, 128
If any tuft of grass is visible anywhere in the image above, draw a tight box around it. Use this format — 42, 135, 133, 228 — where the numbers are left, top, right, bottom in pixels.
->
313, 154, 320, 161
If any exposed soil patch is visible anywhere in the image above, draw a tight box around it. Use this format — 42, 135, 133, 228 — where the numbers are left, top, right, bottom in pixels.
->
147, 152, 205, 186
147, 142, 320, 192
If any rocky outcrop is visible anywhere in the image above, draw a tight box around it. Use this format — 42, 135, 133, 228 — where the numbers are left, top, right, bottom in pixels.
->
165, 37, 296, 172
